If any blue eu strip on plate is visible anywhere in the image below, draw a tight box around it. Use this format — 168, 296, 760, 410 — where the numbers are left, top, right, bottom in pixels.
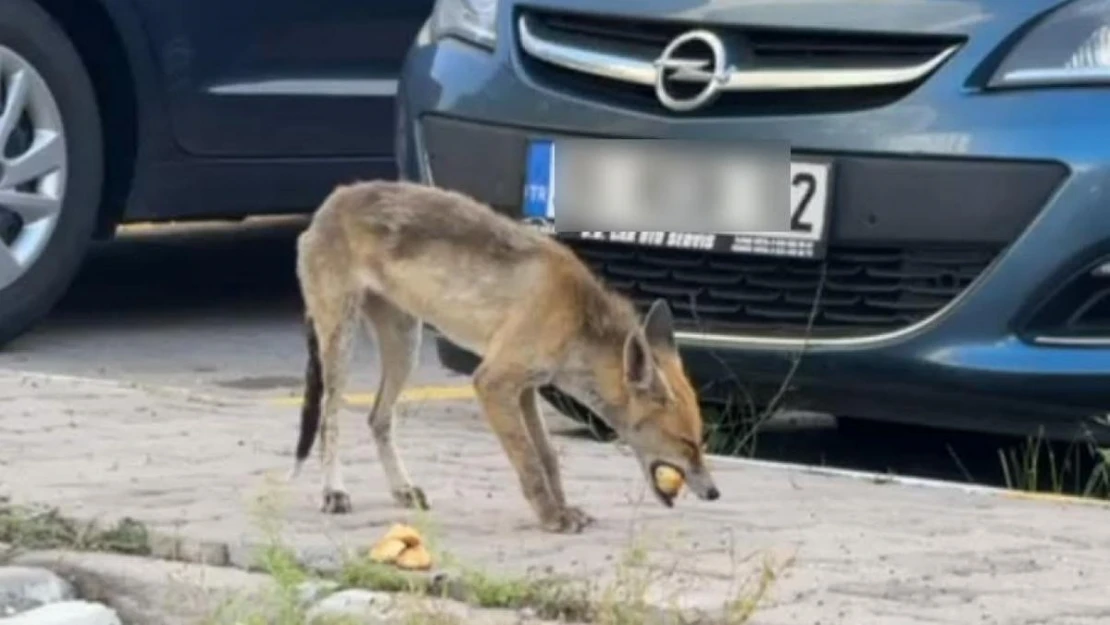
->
522, 140, 554, 220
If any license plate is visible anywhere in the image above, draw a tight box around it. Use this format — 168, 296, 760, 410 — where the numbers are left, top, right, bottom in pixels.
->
521, 138, 833, 260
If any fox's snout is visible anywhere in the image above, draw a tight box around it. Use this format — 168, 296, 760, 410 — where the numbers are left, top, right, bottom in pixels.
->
686, 466, 721, 502
644, 454, 721, 507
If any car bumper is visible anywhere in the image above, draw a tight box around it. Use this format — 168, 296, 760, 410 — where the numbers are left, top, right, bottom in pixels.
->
396, 27, 1110, 440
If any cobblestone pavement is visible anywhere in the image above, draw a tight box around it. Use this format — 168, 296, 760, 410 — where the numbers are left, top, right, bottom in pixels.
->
3, 369, 1110, 625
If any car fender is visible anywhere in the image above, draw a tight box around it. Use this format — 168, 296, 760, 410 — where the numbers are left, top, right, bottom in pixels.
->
89, 0, 177, 162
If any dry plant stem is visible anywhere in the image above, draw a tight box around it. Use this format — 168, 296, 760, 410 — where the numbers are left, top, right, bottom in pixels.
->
698, 260, 828, 455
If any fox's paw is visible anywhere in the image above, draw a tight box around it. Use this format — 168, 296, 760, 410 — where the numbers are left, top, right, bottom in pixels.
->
392, 486, 430, 511
541, 506, 595, 534
322, 489, 353, 514
564, 506, 595, 529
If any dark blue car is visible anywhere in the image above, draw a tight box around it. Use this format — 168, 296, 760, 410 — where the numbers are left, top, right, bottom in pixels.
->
0, 0, 433, 345
397, 0, 1110, 442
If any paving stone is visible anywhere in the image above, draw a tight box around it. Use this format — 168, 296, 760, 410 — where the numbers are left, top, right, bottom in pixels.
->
4, 371, 1110, 624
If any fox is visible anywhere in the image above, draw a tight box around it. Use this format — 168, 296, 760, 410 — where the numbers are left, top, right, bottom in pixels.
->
290, 179, 720, 533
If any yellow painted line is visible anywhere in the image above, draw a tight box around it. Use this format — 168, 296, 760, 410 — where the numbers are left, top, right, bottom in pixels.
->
1001, 490, 1110, 508
269, 384, 475, 407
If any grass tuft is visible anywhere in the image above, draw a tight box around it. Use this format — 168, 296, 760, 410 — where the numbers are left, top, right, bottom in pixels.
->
996, 428, 1110, 499
0, 502, 150, 561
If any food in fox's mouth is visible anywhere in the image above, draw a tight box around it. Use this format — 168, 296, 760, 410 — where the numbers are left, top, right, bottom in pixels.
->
653, 464, 684, 497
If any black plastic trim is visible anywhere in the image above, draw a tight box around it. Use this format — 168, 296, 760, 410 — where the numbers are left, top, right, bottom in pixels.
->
419, 114, 1067, 246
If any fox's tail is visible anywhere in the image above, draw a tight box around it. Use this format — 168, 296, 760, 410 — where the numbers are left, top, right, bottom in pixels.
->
291, 316, 324, 477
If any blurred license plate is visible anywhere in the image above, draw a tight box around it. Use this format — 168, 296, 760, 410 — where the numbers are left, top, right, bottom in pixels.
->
521, 138, 833, 259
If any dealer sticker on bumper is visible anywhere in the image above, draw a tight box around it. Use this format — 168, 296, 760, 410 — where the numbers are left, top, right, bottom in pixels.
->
522, 138, 834, 260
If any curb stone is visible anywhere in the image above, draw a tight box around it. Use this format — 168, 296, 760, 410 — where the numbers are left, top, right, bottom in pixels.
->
2, 530, 648, 624
303, 588, 588, 625
297, 580, 341, 607
12, 551, 585, 625
304, 590, 392, 625
11, 551, 272, 625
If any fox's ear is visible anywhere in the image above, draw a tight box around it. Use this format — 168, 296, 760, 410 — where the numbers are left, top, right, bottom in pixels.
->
643, 298, 676, 350
622, 329, 654, 390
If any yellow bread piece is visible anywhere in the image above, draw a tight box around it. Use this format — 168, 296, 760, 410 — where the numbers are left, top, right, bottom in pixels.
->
369, 538, 407, 564
382, 523, 423, 548
395, 544, 433, 571
654, 465, 685, 497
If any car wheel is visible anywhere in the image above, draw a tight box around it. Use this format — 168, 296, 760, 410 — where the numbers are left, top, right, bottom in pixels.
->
0, 0, 103, 348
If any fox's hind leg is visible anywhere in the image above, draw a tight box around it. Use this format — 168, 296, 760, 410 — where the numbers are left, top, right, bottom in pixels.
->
312, 300, 358, 514
297, 238, 359, 514
361, 293, 429, 511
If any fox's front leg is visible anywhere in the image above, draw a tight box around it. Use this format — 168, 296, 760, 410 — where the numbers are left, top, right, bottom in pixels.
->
474, 365, 590, 533
520, 388, 593, 529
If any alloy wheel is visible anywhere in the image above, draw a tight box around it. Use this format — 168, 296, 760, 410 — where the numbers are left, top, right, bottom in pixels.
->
0, 44, 67, 291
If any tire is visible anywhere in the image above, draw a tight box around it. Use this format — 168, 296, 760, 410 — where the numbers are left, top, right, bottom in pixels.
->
0, 0, 103, 348
435, 336, 617, 442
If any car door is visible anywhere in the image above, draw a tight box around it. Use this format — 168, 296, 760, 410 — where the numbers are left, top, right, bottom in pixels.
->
130, 0, 434, 158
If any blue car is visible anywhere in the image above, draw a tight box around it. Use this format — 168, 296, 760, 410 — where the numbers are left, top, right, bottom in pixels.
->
0, 0, 433, 346
397, 0, 1110, 442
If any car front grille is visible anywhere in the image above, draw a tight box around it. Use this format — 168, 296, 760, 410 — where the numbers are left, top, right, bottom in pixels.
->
532, 10, 953, 65
516, 8, 964, 117
560, 238, 1000, 338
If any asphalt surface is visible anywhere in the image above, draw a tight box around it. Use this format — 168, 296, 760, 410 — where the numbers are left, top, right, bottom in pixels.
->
2, 217, 1100, 495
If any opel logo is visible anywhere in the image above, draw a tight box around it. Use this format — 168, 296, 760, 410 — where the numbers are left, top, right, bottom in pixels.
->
652, 30, 732, 113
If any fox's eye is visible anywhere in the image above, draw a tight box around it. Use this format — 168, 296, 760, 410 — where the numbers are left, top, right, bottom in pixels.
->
679, 438, 700, 458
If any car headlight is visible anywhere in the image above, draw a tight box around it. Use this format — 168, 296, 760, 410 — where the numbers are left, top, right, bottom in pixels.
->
989, 0, 1110, 88
429, 0, 499, 50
